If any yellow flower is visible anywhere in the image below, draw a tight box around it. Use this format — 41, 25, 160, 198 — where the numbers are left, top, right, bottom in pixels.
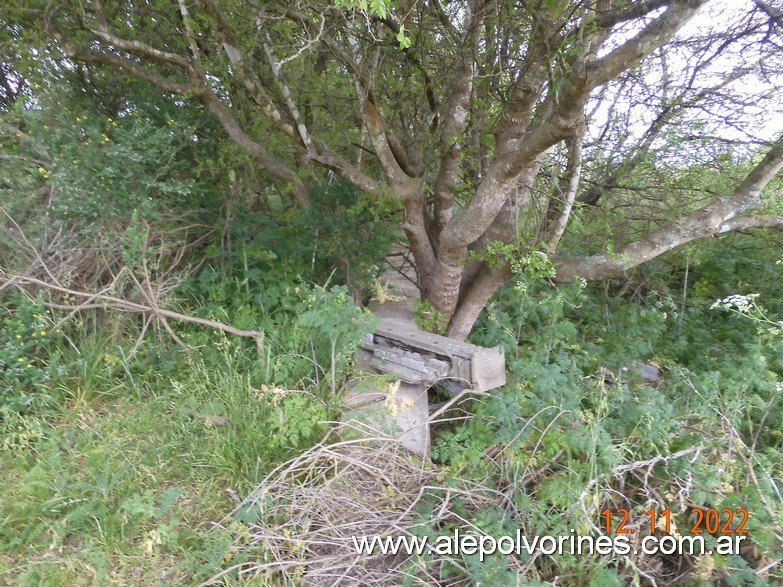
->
16, 334, 21, 339
27, 364, 32, 368
31, 332, 36, 337
38, 167, 46, 173
17, 357, 24, 362
43, 125, 49, 130
40, 331, 46, 336
76, 116, 82, 122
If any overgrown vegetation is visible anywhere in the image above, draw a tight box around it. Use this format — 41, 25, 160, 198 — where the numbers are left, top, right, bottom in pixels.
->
2, 27, 783, 587
0, 88, 386, 585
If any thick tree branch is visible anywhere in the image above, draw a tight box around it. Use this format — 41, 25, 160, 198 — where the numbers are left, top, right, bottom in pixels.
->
432, 1, 485, 236
362, 96, 419, 193
431, 160, 541, 318
447, 265, 511, 341
90, 0, 194, 72
753, 0, 783, 27
436, 0, 709, 289
718, 214, 783, 232
309, 144, 383, 197
57, 38, 309, 204
554, 136, 783, 281
177, 0, 207, 76
590, 0, 672, 30
90, 29, 193, 72
374, 14, 439, 116
430, 0, 460, 44
278, 12, 423, 192
200, 91, 311, 205
58, 2, 311, 205
402, 196, 437, 294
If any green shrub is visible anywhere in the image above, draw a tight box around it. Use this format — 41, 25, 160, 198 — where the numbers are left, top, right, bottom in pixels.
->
0, 294, 61, 414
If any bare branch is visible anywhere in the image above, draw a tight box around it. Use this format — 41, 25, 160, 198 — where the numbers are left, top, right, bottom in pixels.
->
198, 0, 299, 142
52, 31, 196, 95
278, 15, 326, 67
2, 272, 266, 345
588, 0, 707, 89
546, 132, 584, 253
259, 24, 315, 153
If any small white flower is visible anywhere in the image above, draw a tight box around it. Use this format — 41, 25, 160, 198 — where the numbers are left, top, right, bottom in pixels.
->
711, 293, 759, 313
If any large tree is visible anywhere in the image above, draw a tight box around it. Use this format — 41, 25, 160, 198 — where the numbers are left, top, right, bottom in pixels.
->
12, 0, 783, 339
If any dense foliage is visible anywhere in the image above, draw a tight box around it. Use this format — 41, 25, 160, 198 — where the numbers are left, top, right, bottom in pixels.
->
7, 0, 782, 339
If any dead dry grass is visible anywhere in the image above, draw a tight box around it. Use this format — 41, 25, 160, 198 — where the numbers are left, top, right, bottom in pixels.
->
203, 422, 520, 586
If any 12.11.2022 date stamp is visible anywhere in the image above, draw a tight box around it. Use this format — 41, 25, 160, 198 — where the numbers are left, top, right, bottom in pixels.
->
602, 507, 750, 535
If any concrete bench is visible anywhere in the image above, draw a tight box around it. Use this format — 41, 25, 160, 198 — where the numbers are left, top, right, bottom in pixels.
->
343, 317, 506, 455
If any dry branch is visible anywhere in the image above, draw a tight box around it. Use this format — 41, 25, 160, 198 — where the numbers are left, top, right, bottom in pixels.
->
1, 271, 265, 351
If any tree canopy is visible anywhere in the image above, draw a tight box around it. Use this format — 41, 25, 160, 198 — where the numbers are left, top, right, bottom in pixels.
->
7, 0, 783, 338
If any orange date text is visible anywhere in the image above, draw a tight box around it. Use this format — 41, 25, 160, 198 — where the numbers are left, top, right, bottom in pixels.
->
601, 507, 749, 535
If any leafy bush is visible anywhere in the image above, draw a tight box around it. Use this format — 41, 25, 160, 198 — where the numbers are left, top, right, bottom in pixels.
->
0, 294, 61, 414
429, 259, 783, 585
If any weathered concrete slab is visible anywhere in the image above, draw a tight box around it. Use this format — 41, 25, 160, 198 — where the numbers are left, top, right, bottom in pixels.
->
343, 377, 430, 455
373, 319, 506, 392
370, 346, 450, 385
372, 299, 416, 322
341, 247, 506, 456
